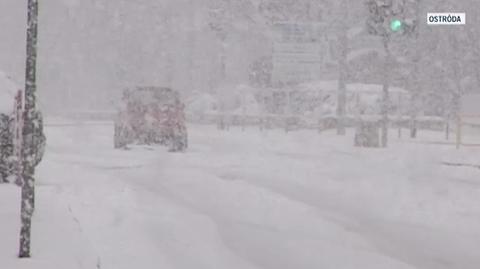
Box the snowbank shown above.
[295,80,408,95]
[186,85,262,117]
[186,91,218,115]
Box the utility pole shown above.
[381,34,391,147]
[365,0,394,147]
[366,0,419,147]
[409,0,422,138]
[186,0,196,91]
[208,0,230,130]
[19,0,39,258]
[336,0,348,136]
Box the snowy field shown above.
[2,122,480,269]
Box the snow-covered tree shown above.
[249,56,272,88]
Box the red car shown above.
[114,87,188,152]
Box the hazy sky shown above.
[1,0,479,114]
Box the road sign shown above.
[272,22,336,85]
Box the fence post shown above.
[456,115,462,149]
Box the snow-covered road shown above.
[2,122,480,269]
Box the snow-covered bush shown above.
[0,72,46,184]
[0,72,17,183]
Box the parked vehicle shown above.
[114,86,188,152]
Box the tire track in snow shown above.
[215,168,480,269]
[118,156,416,269]
[139,144,480,269]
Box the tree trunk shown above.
[381,36,391,148]
[165,16,174,88]
[409,86,419,138]
[220,41,226,82]
[337,54,347,136]
[336,0,348,136]
[218,40,227,130]
[19,0,38,259]
[409,63,419,139]
[186,0,195,90]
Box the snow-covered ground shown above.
[2,122,480,269]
